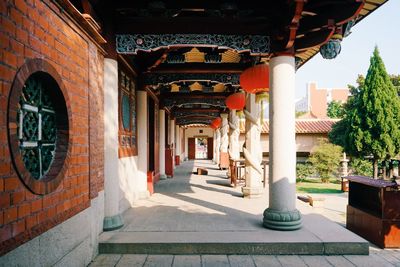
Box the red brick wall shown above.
[0,0,104,255]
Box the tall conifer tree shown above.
[329,47,400,178]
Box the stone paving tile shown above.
[372,250,400,266]
[116,254,147,267]
[143,255,173,267]
[276,255,307,267]
[300,255,334,267]
[324,256,355,267]
[89,254,122,267]
[172,255,201,267]
[345,254,395,267]
[228,255,255,267]
[252,255,282,267]
[202,255,230,267]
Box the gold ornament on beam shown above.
[189,82,203,92]
[170,83,180,92]
[221,50,241,63]
[184,48,205,63]
[213,83,225,92]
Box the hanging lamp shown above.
[225,92,245,110]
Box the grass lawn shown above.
[296,178,342,194]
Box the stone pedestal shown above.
[242,93,263,198]
[103,58,123,231]
[340,152,349,177]
[263,55,301,230]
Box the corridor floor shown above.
[91,160,400,267]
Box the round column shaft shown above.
[137,91,148,190]
[159,109,166,179]
[103,58,123,231]
[242,93,263,198]
[228,110,240,160]
[263,55,301,230]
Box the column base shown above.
[242,186,263,198]
[160,174,167,180]
[103,214,124,231]
[263,208,302,231]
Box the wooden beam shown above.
[295,28,334,51]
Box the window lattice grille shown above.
[18,76,57,180]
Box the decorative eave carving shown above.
[116,34,270,55]
[143,73,240,86]
[175,118,213,126]
[163,97,226,109]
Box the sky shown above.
[295,0,400,99]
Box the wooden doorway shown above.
[207,137,213,159]
[188,138,195,160]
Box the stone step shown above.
[98,230,369,255]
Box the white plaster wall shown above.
[118,156,148,213]
[185,127,213,138]
[0,192,105,267]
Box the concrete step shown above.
[98,229,369,255]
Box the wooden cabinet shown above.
[346,176,400,248]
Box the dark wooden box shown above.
[345,176,400,248]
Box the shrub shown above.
[308,139,343,183]
[296,163,314,182]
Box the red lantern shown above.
[240,64,269,94]
[225,92,245,110]
[210,117,221,129]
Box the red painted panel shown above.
[207,138,213,160]
[188,138,195,160]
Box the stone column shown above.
[159,109,166,179]
[137,91,148,192]
[103,58,123,231]
[228,110,241,185]
[170,118,175,169]
[215,129,221,165]
[229,110,240,160]
[213,131,217,163]
[219,114,229,169]
[175,124,181,164]
[263,55,302,230]
[242,93,263,198]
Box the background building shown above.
[296,82,349,118]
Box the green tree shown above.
[349,157,373,177]
[390,74,400,96]
[327,100,345,118]
[329,47,400,178]
[308,139,342,183]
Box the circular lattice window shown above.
[8,59,70,195]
